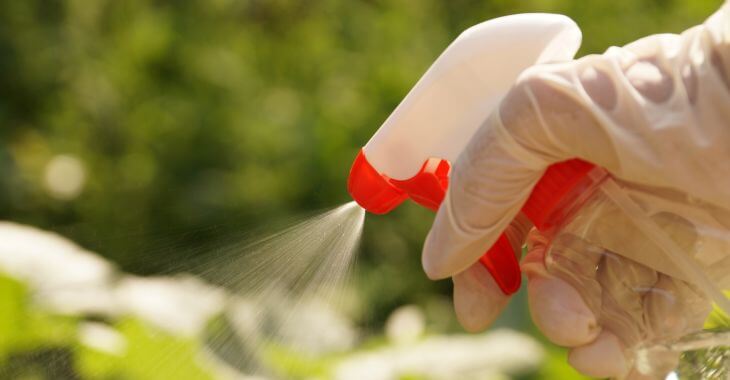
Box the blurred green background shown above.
[0,0,724,379]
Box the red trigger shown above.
[392,158,521,295]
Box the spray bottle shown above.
[347,12,730,376]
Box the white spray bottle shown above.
[347,13,730,359]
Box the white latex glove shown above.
[422,3,730,378]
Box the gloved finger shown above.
[623,275,710,379]
[644,274,712,339]
[596,251,658,348]
[568,330,629,378]
[523,229,601,347]
[453,261,509,332]
[541,232,605,314]
[452,215,531,331]
[421,89,546,279]
[422,65,617,279]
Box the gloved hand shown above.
[422,4,730,378]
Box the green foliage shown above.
[262,343,333,379]
[0,272,585,379]
[76,320,214,380]
[705,293,730,330]
[0,275,78,371]
[0,274,215,379]
[522,345,590,380]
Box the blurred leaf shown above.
[0,275,77,354]
[520,344,590,380]
[77,319,214,380]
[262,343,332,379]
[0,274,78,379]
[704,292,730,330]
[0,274,26,356]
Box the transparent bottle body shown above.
[541,169,730,378]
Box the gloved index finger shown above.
[422,50,628,280]
[421,83,552,279]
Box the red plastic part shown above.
[347,150,408,214]
[479,234,521,295]
[348,149,595,296]
[522,159,596,230]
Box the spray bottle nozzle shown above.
[348,149,450,213]
[347,150,409,214]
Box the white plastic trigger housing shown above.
[363,13,583,180]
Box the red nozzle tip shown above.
[347,149,407,214]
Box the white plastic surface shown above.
[363,13,582,180]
